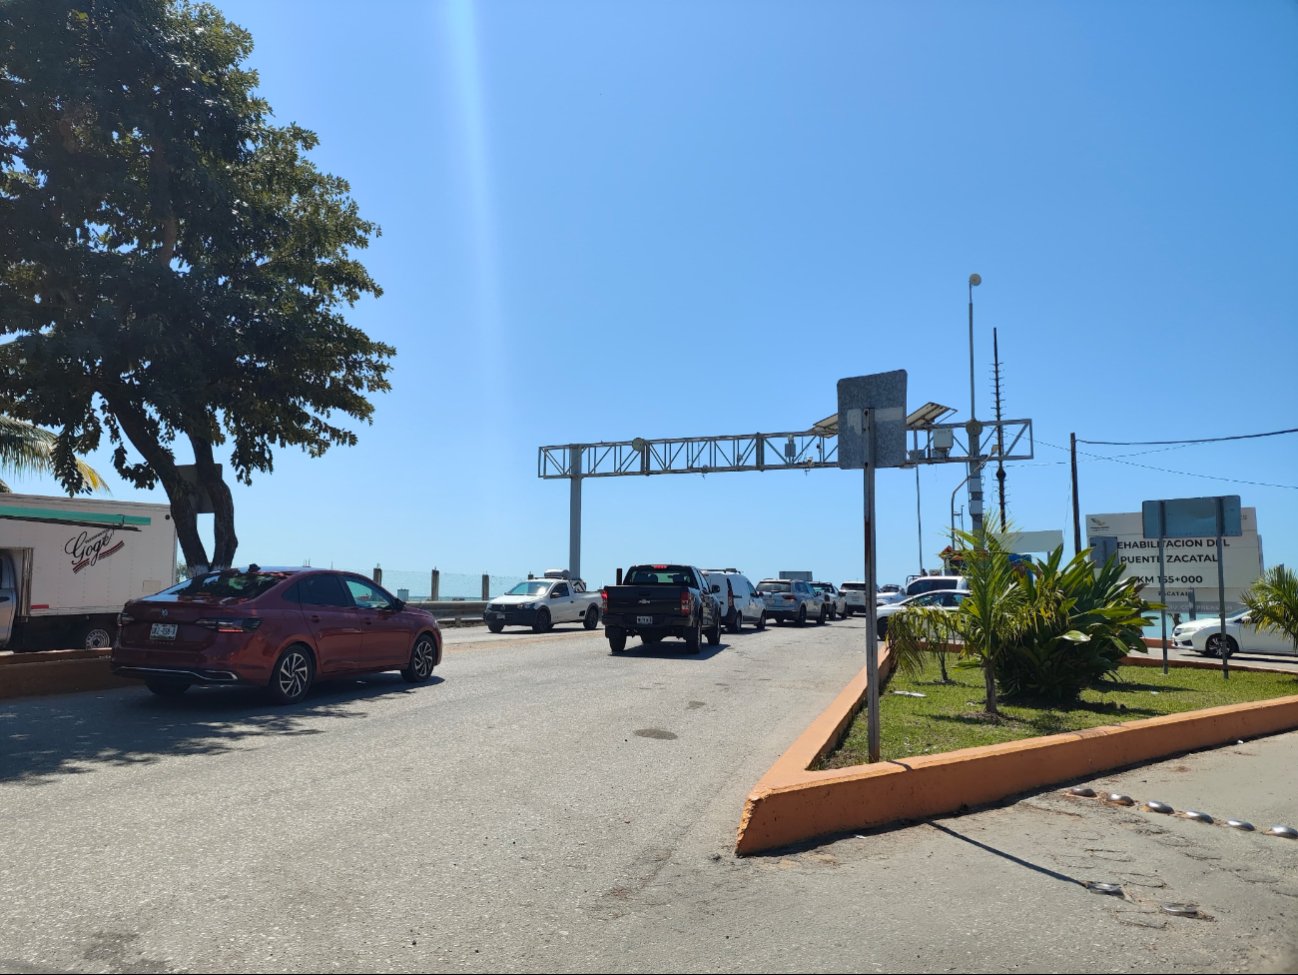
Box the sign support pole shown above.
[1217,497,1229,681]
[1158,502,1169,674]
[862,409,881,763]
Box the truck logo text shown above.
[66,528,126,574]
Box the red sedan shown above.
[112,565,442,703]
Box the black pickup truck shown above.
[600,563,722,653]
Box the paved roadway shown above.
[1,619,1295,974]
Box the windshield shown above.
[506,581,551,596]
[625,565,693,586]
[159,570,287,602]
[758,581,791,593]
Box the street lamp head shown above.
[969,273,982,287]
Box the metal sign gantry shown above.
[538,417,1034,582]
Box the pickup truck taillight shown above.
[680,591,691,616]
[601,589,608,613]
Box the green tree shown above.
[0,0,392,571]
[0,414,108,494]
[1242,566,1298,654]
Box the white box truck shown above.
[0,493,177,650]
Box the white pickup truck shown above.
[484,570,601,633]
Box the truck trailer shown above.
[0,493,177,651]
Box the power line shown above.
[1077,426,1298,447]
[1039,438,1298,491]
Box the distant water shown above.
[375,568,527,601]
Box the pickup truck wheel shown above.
[607,626,627,653]
[685,616,702,653]
[583,607,600,630]
[796,605,807,626]
[487,621,504,634]
[707,614,721,646]
[532,608,552,634]
[816,606,827,625]
[844,606,854,618]
[756,612,766,631]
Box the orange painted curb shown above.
[735,652,1298,856]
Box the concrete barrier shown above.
[735,650,1298,856]
[0,648,133,700]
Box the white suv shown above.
[840,581,871,614]
[810,582,847,619]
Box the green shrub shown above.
[993,547,1154,702]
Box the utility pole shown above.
[966,274,985,534]
[1070,432,1081,555]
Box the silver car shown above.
[756,578,826,626]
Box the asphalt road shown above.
[1,618,1295,974]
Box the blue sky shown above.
[17,0,1298,592]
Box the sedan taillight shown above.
[117,611,134,627]
[195,617,263,633]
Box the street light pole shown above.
[950,473,973,569]
[967,274,984,535]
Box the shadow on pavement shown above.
[0,674,443,786]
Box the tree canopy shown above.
[0,0,392,570]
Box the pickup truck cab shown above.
[600,564,722,653]
[485,571,601,633]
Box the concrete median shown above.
[735,650,1298,856]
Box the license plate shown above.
[636,615,653,625]
[492,613,506,620]
[150,622,178,641]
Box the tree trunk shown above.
[983,657,999,717]
[104,395,211,574]
[190,435,237,568]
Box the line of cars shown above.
[597,565,862,654]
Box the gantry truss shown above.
[537,418,1033,480]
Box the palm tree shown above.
[887,525,1031,717]
[0,415,108,493]
[1242,567,1298,654]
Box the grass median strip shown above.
[818,656,1298,769]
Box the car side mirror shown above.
[391,598,405,612]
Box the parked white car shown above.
[485,573,601,633]
[756,578,826,626]
[876,590,967,639]
[1171,612,1296,658]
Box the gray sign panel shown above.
[836,370,907,470]
[1142,496,1242,539]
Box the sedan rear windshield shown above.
[757,581,791,593]
[158,571,287,602]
